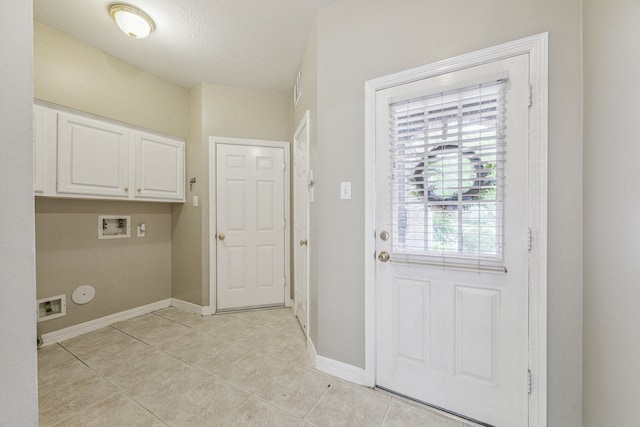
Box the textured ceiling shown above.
[34,0,327,92]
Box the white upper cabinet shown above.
[34,104,185,203]
[57,113,131,198]
[33,105,56,195]
[133,132,185,201]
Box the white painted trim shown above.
[201,306,213,316]
[307,335,318,367]
[526,33,549,427]
[316,355,367,386]
[293,111,311,339]
[209,136,291,313]
[364,33,548,427]
[40,299,172,346]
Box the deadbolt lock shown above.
[378,251,390,262]
[379,231,389,241]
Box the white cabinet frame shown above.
[34,102,185,203]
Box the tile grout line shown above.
[299,380,333,426]
[379,397,393,426]
[55,337,169,426]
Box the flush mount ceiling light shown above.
[109,4,155,39]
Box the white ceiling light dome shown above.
[109,4,155,39]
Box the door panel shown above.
[57,113,129,197]
[134,132,185,201]
[375,55,530,426]
[216,143,286,310]
[293,114,310,335]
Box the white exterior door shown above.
[375,55,530,426]
[216,143,287,310]
[294,112,310,335]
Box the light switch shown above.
[340,182,351,200]
[192,195,199,207]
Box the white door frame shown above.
[209,136,291,313]
[293,111,311,336]
[364,33,548,427]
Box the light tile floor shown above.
[38,307,478,426]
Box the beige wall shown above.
[0,0,38,423]
[583,1,640,425]
[34,22,189,334]
[303,1,582,425]
[172,83,292,307]
[34,22,188,138]
[172,86,205,305]
[36,199,172,335]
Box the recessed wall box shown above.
[98,215,131,239]
[37,294,66,322]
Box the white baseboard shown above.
[307,335,317,366]
[40,299,172,346]
[286,298,294,307]
[316,354,367,386]
[201,306,213,315]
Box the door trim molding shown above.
[209,136,291,313]
[293,111,311,338]
[363,33,548,427]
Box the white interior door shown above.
[216,143,286,310]
[375,55,530,426]
[293,112,310,335]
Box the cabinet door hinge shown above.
[527,369,532,394]
[527,228,533,252]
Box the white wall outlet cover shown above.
[72,285,96,304]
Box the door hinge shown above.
[283,219,286,229]
[527,369,532,394]
[527,228,533,252]
[528,84,533,108]
[283,161,286,172]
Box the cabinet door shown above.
[133,132,185,201]
[57,113,130,198]
[33,105,57,196]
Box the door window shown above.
[389,80,506,261]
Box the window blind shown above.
[388,79,507,261]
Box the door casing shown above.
[364,33,548,427]
[209,136,291,313]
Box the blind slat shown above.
[389,79,507,260]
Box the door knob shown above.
[378,251,390,262]
[218,233,225,241]
[299,239,308,246]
